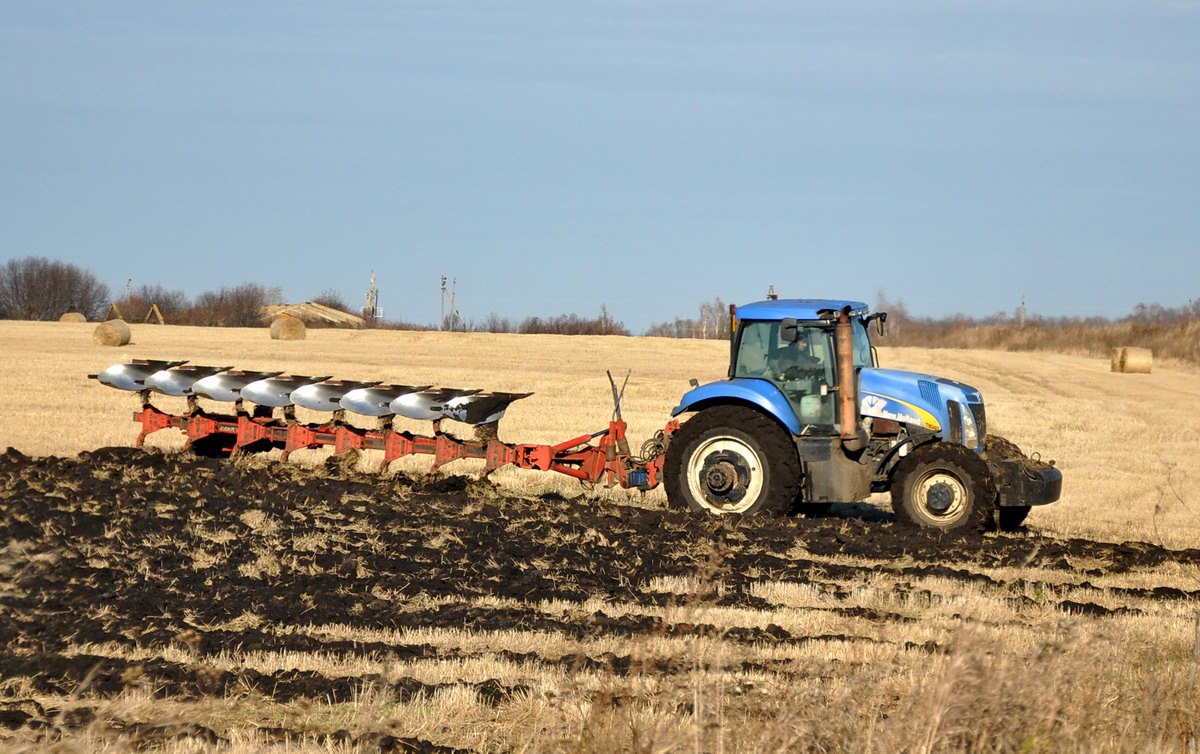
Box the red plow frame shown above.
[132,403,676,491]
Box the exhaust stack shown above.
[836,307,865,450]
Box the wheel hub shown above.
[925,482,955,512]
[699,451,749,502]
[682,437,766,514]
[704,460,737,493]
[912,470,969,521]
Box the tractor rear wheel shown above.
[664,406,800,517]
[891,442,994,531]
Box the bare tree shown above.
[480,312,515,333]
[646,296,731,340]
[517,306,630,336]
[180,283,282,327]
[311,288,350,313]
[115,283,191,322]
[0,256,110,320]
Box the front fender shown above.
[671,378,801,436]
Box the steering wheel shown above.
[779,364,821,382]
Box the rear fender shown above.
[672,379,801,436]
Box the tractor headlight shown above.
[961,403,979,449]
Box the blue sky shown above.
[2,1,1197,329]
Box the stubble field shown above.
[1,320,1199,752]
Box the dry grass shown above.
[2,320,1200,753]
[885,317,1200,366]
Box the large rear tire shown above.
[891,442,994,532]
[664,406,800,517]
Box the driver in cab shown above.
[770,333,824,384]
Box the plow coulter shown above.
[92,359,675,490]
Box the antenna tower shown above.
[439,276,447,332]
[364,271,379,326]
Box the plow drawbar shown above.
[95,359,675,490]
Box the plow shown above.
[92,360,675,490]
[92,297,1062,532]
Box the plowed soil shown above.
[2,447,1199,752]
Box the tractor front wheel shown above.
[986,434,1033,531]
[891,443,994,531]
[664,406,800,517]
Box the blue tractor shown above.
[662,298,1062,531]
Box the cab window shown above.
[852,319,874,368]
[734,320,837,426]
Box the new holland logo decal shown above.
[860,393,942,431]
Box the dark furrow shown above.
[0,700,473,754]
[0,651,527,706]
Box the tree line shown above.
[0,257,110,321]
[0,256,285,327]
[0,254,723,338]
[0,256,636,334]
[4,256,1196,364]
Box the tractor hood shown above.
[858,368,985,448]
[670,369,986,450]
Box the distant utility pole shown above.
[439,276,447,332]
[364,271,379,326]
[439,275,462,332]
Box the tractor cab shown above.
[729,300,877,429]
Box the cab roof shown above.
[735,298,870,321]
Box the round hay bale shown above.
[1109,347,1122,372]
[59,312,87,323]
[269,316,306,341]
[93,320,131,347]
[1118,346,1153,374]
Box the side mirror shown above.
[780,317,800,343]
[867,312,888,337]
